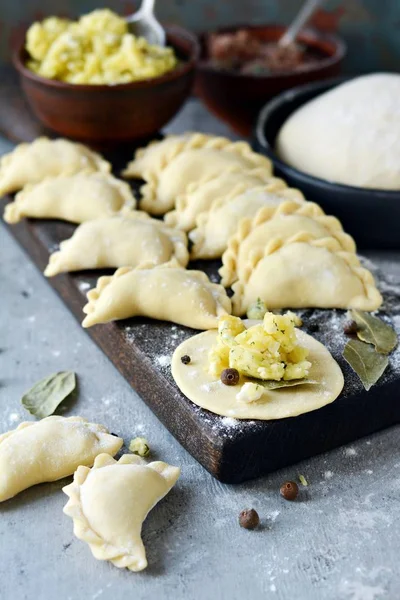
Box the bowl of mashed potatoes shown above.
[14,9,199,143]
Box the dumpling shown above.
[82,265,231,329]
[0,137,110,196]
[122,132,217,180]
[0,416,123,502]
[4,172,136,224]
[63,454,180,572]
[164,167,284,232]
[124,134,272,215]
[190,186,305,260]
[220,201,357,287]
[230,236,382,315]
[44,214,189,277]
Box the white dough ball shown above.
[275,73,400,190]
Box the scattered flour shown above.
[52,350,61,357]
[78,281,91,293]
[324,470,334,480]
[8,413,20,423]
[344,447,357,457]
[156,355,171,368]
[220,417,239,428]
[267,510,280,523]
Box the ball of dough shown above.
[275,73,400,190]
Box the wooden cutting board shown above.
[1,69,400,483]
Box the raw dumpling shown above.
[275,74,400,189]
[122,132,217,180]
[0,416,123,502]
[82,265,231,329]
[44,214,189,276]
[164,167,284,232]
[4,172,136,224]
[124,134,272,215]
[190,186,305,260]
[220,201,357,287]
[0,137,110,196]
[230,236,382,315]
[171,325,344,420]
[63,454,180,572]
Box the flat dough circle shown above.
[171,325,344,420]
[275,73,400,190]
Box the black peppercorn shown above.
[343,320,358,335]
[280,480,299,501]
[239,508,260,530]
[181,355,191,365]
[221,368,240,386]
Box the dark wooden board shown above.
[2,199,400,483]
[1,70,400,482]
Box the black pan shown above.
[253,77,400,249]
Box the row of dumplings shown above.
[124,133,382,314]
[2,134,382,333]
[0,415,179,572]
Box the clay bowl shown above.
[195,24,346,136]
[13,25,199,145]
[253,77,400,250]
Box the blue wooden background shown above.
[0,0,399,73]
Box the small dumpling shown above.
[4,172,136,224]
[122,132,217,180]
[230,236,382,315]
[44,214,189,277]
[82,265,231,329]
[220,201,357,287]
[0,416,123,502]
[0,137,110,196]
[164,167,284,232]
[124,134,272,216]
[190,186,305,260]
[63,454,180,572]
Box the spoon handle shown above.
[278,0,326,48]
[139,0,156,16]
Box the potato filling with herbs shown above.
[25,9,177,85]
[208,312,311,383]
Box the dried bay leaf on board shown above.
[21,371,76,418]
[350,310,397,354]
[343,339,388,391]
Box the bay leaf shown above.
[350,310,397,354]
[343,339,388,391]
[252,378,318,390]
[21,371,76,418]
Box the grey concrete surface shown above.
[0,102,399,600]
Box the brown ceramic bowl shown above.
[195,24,346,136]
[13,25,199,144]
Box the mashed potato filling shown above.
[25,9,178,84]
[208,312,311,384]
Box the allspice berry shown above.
[343,320,358,335]
[221,368,240,386]
[239,508,260,530]
[280,480,299,501]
